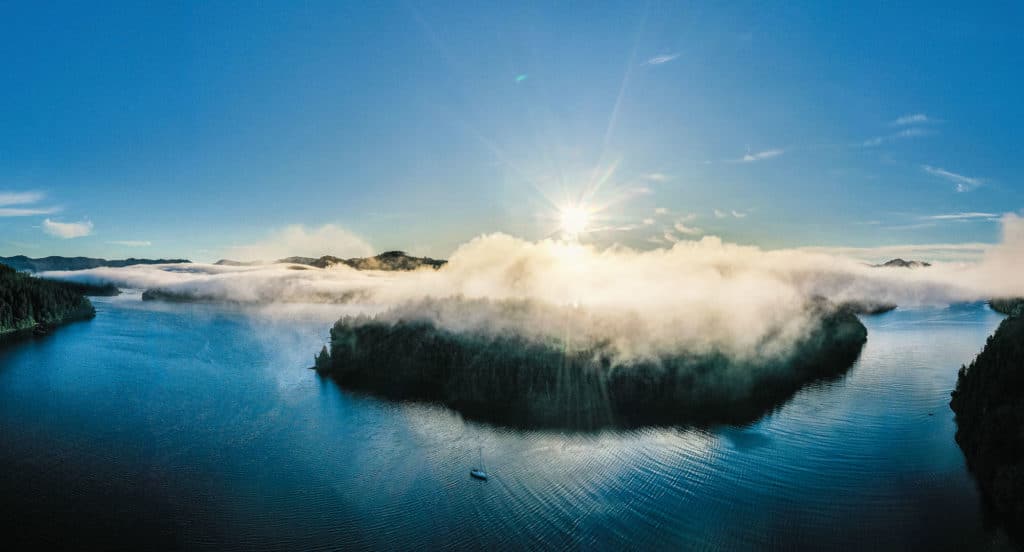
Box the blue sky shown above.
[1,1,1021,261]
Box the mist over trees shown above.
[0,263,96,337]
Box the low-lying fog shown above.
[42,214,1024,361]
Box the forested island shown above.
[950,308,1024,544]
[276,251,446,270]
[873,258,932,268]
[314,300,867,429]
[0,263,96,340]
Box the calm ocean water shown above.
[0,294,1011,550]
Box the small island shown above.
[314,299,867,429]
[276,251,446,271]
[873,258,932,268]
[0,263,96,341]
[949,308,1024,543]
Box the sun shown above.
[559,205,591,237]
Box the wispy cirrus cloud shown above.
[891,113,936,126]
[739,149,784,162]
[0,206,60,216]
[641,172,670,182]
[0,190,60,217]
[884,222,938,231]
[43,218,93,239]
[714,208,748,219]
[644,53,680,65]
[921,165,983,192]
[108,240,152,247]
[0,191,44,206]
[922,212,997,221]
[670,214,702,236]
[862,127,929,147]
[673,222,702,236]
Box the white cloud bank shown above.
[43,218,93,238]
[42,215,1024,361]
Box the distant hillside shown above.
[873,258,931,268]
[0,263,95,339]
[276,251,446,271]
[0,255,190,272]
[213,259,262,266]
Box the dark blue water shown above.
[0,295,1012,550]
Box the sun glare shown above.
[560,205,591,237]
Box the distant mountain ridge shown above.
[874,258,931,268]
[0,255,191,272]
[213,259,262,266]
[216,251,447,271]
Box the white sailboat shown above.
[470,446,489,480]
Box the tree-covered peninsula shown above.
[950,309,1024,544]
[0,263,96,339]
[314,299,867,429]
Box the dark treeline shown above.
[990,298,1024,316]
[0,263,96,337]
[315,303,867,430]
[46,280,121,297]
[839,301,897,315]
[950,309,1024,544]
